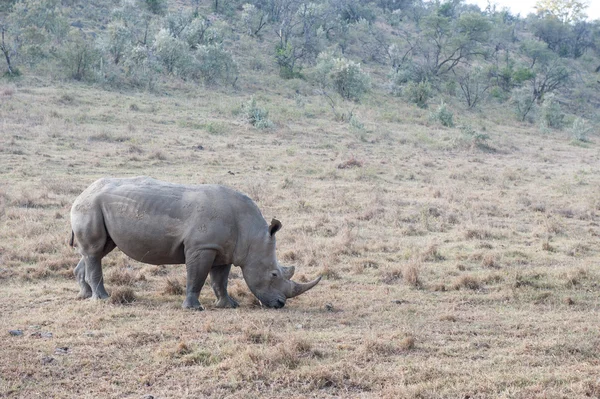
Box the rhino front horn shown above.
[285,276,322,298]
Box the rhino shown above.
[69,177,321,309]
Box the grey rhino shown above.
[69,177,320,309]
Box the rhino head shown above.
[241,219,321,308]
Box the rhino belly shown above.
[102,206,186,265]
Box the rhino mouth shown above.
[259,297,287,309]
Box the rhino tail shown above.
[69,230,75,247]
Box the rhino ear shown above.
[269,218,282,237]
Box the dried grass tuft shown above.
[337,156,363,169]
[381,267,402,284]
[481,253,499,268]
[109,287,136,305]
[321,265,341,280]
[402,263,421,288]
[107,269,137,286]
[163,278,184,295]
[399,335,416,350]
[452,275,481,291]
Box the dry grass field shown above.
[1,82,600,398]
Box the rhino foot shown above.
[182,296,204,311]
[214,296,239,309]
[76,289,93,300]
[91,292,110,300]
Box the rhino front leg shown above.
[183,249,216,310]
[74,257,92,299]
[210,264,239,309]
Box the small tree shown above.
[242,3,269,37]
[455,66,490,109]
[100,21,132,65]
[60,30,100,81]
[144,0,168,16]
[313,53,370,101]
[0,26,17,75]
[154,28,189,75]
[511,86,536,122]
[535,0,588,23]
[197,44,238,85]
[570,117,592,142]
[404,80,432,108]
[330,58,370,101]
[537,93,564,129]
[430,101,454,127]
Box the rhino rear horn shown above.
[285,276,322,298]
[281,265,295,279]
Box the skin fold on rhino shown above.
[69,177,321,310]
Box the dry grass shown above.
[0,83,599,398]
[109,287,137,304]
[162,277,185,295]
[452,275,481,290]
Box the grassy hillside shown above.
[1,0,600,398]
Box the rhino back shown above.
[73,177,256,265]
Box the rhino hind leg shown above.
[210,264,239,309]
[74,257,92,299]
[84,255,110,299]
[182,249,217,310]
[78,239,116,300]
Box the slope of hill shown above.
[1,1,600,398]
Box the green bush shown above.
[123,44,161,89]
[458,124,491,150]
[511,86,536,122]
[275,42,301,79]
[59,31,100,81]
[404,80,432,109]
[154,28,191,75]
[197,44,238,86]
[330,58,370,101]
[430,101,454,127]
[570,117,592,142]
[244,97,273,129]
[537,94,564,130]
[312,53,370,101]
[313,52,336,88]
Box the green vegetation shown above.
[1,0,599,127]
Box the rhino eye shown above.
[271,272,278,278]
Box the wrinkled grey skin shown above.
[70,177,320,310]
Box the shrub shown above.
[241,3,268,37]
[275,43,299,79]
[430,101,454,127]
[244,97,273,129]
[123,44,160,89]
[183,17,215,48]
[330,58,370,101]
[59,30,100,81]
[154,28,190,75]
[458,124,491,150]
[144,0,167,15]
[313,52,336,88]
[98,21,132,65]
[537,94,564,130]
[570,117,593,142]
[404,80,431,108]
[197,44,238,86]
[511,86,536,122]
[313,53,369,101]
